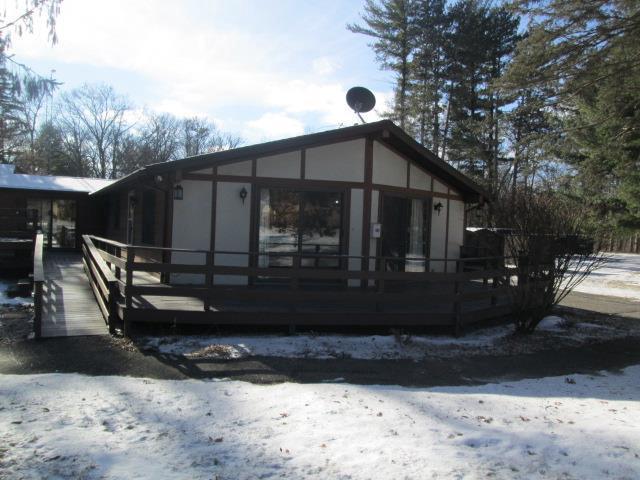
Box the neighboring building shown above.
[93,120,487,285]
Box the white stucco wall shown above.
[214,181,252,285]
[429,199,448,272]
[256,151,300,179]
[447,199,465,270]
[372,141,407,187]
[348,188,363,287]
[171,179,212,284]
[433,179,448,194]
[218,160,252,176]
[305,139,365,182]
[409,164,431,191]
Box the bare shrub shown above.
[489,190,608,333]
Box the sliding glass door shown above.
[381,195,432,272]
[26,198,77,248]
[51,199,77,248]
[258,188,343,269]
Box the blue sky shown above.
[11,0,394,144]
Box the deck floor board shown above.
[41,252,107,338]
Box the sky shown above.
[9,0,394,144]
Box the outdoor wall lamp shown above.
[239,187,248,204]
[434,201,444,215]
[174,184,184,200]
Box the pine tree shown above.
[444,0,519,195]
[348,0,414,130]
[407,0,448,151]
[502,0,640,230]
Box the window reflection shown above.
[259,188,342,269]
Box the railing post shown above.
[107,281,118,334]
[376,257,385,312]
[291,254,300,291]
[124,247,134,337]
[289,254,300,329]
[453,279,462,337]
[115,246,121,280]
[204,251,213,311]
[33,281,42,339]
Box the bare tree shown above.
[57,84,132,178]
[489,189,608,333]
[140,112,181,164]
[180,116,241,157]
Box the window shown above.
[258,188,343,268]
[141,190,156,244]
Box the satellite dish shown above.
[346,86,376,123]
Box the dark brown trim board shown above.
[361,137,373,286]
[209,167,217,252]
[444,195,451,273]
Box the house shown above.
[93,120,486,287]
[7,121,509,335]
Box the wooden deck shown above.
[40,251,107,337]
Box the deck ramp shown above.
[41,252,107,337]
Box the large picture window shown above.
[258,188,343,269]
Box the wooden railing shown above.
[32,233,44,339]
[81,235,120,333]
[85,235,513,335]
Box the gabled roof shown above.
[0,165,114,194]
[92,120,488,201]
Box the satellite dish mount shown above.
[346,86,376,124]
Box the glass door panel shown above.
[381,195,431,272]
[301,191,342,268]
[27,199,51,245]
[258,188,344,270]
[51,199,77,248]
[259,189,300,267]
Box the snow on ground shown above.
[573,253,640,300]
[1,368,639,479]
[0,279,32,307]
[140,316,625,360]
[142,324,513,360]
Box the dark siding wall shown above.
[104,190,128,243]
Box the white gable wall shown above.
[305,139,365,181]
[447,199,465,269]
[257,151,300,178]
[171,179,212,284]
[218,160,252,176]
[214,181,252,285]
[372,141,407,187]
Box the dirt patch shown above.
[0,306,33,345]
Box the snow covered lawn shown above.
[140,315,628,360]
[1,368,639,479]
[574,253,640,300]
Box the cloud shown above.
[312,56,339,76]
[245,113,305,142]
[11,0,393,140]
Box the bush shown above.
[489,190,607,333]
